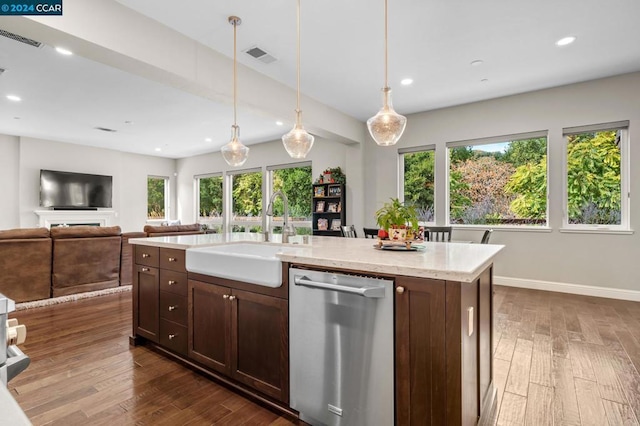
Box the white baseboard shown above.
[494,276,640,302]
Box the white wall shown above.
[367,72,640,293]
[11,136,176,232]
[0,134,21,229]
[176,136,365,230]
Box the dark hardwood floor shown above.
[7,285,640,425]
[8,291,296,425]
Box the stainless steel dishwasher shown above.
[289,268,394,426]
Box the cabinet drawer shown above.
[160,291,187,326]
[136,246,159,268]
[160,248,186,272]
[160,270,188,296]
[159,319,187,356]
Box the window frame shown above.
[398,145,436,225]
[445,130,549,228]
[147,175,170,221]
[561,121,630,232]
[195,172,224,231]
[266,161,313,233]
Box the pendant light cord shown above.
[233,18,238,127]
[384,0,389,89]
[296,0,301,113]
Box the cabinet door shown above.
[230,288,289,403]
[188,280,231,375]
[395,277,446,425]
[135,265,159,343]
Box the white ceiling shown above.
[2,0,640,158]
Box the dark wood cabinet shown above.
[395,269,494,426]
[188,279,289,403]
[134,264,159,342]
[312,183,346,236]
[395,276,447,425]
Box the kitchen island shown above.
[129,233,503,425]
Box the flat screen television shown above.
[39,169,113,209]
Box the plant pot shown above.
[389,227,407,241]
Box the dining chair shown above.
[340,225,358,238]
[362,227,379,239]
[480,229,493,244]
[424,226,452,242]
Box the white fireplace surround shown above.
[34,210,117,228]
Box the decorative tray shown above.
[373,242,425,252]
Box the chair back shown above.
[341,225,358,238]
[424,226,452,242]
[362,227,378,239]
[480,229,493,244]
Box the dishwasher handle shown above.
[293,275,386,298]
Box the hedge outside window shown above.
[147,176,169,220]
[197,174,223,232]
[399,146,435,223]
[268,163,313,235]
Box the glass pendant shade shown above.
[367,87,407,146]
[282,110,314,159]
[221,125,249,167]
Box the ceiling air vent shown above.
[0,68,5,75]
[244,46,277,64]
[94,127,117,133]
[0,29,42,48]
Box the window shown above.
[563,121,629,229]
[447,131,548,226]
[399,146,435,223]
[196,174,223,232]
[268,162,313,235]
[229,169,263,233]
[147,176,169,220]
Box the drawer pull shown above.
[142,253,150,258]
[168,305,177,311]
[168,257,177,262]
[141,267,150,272]
[396,286,405,294]
[229,295,236,301]
[168,334,176,340]
[168,280,177,285]
[223,294,229,299]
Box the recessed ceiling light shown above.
[124,120,133,124]
[154,147,162,152]
[276,121,284,126]
[480,79,489,83]
[470,60,484,66]
[55,47,73,56]
[205,137,212,142]
[6,95,21,102]
[400,78,413,86]
[556,36,576,46]
[13,117,20,120]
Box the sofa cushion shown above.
[0,237,52,302]
[51,225,122,239]
[0,228,50,240]
[143,224,201,234]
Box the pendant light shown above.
[221,16,250,167]
[366,0,407,146]
[282,0,315,159]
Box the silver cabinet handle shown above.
[168,280,177,285]
[168,257,177,262]
[396,286,405,294]
[141,267,150,272]
[142,253,150,258]
[168,305,177,311]
[229,295,236,301]
[294,276,385,298]
[223,294,229,299]
[168,334,175,340]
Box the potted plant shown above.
[375,198,419,240]
[315,166,347,184]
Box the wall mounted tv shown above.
[40,169,113,209]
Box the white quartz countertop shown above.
[129,233,503,282]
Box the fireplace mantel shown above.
[34,210,117,228]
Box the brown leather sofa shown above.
[0,228,52,302]
[0,223,206,303]
[50,226,123,297]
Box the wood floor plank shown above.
[497,392,527,426]
[524,383,553,426]
[505,338,533,396]
[602,400,640,426]
[530,333,552,387]
[587,342,627,404]
[575,377,609,426]
[569,341,596,381]
[552,356,581,426]
[493,358,511,415]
